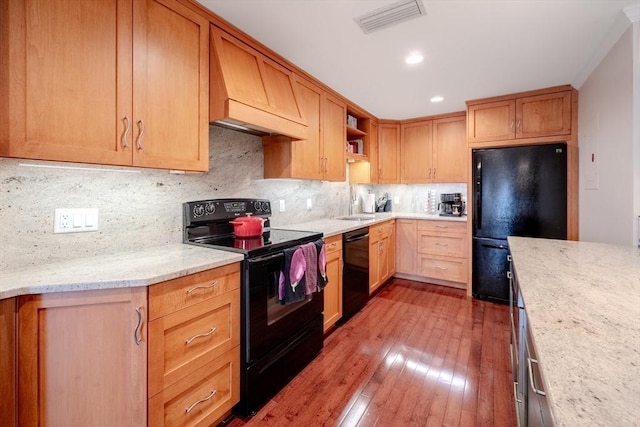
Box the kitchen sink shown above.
[335,215,376,221]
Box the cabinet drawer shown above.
[417,233,466,258]
[149,263,240,321]
[417,255,468,283]
[324,235,342,254]
[417,220,467,235]
[149,289,240,397]
[148,348,240,427]
[371,220,394,241]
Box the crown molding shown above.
[624,4,640,23]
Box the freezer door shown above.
[472,143,567,240]
[472,237,510,303]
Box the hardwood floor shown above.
[225,279,516,426]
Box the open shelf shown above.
[346,125,367,139]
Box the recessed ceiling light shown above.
[405,53,423,65]
[430,96,444,103]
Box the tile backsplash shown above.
[0,126,465,270]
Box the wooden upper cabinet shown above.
[377,122,400,184]
[133,0,210,171]
[401,120,433,183]
[210,26,307,139]
[516,91,572,139]
[290,77,323,180]
[432,114,467,183]
[0,0,209,171]
[467,87,574,144]
[322,93,346,181]
[467,100,516,143]
[0,0,133,165]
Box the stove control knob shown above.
[262,201,270,212]
[193,204,205,218]
[254,201,262,211]
[205,202,216,214]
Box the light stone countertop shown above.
[508,236,640,427]
[278,212,467,238]
[0,243,244,300]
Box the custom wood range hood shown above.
[209,25,308,139]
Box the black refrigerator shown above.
[472,143,567,303]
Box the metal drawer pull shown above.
[121,116,131,148]
[513,381,522,403]
[185,327,217,345]
[185,389,217,414]
[527,357,546,396]
[136,119,145,150]
[435,266,448,270]
[186,280,218,295]
[435,225,448,229]
[134,307,144,346]
[435,242,449,246]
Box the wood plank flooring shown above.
[225,279,516,427]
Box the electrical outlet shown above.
[279,200,286,212]
[306,198,312,210]
[54,208,99,233]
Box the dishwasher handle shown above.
[345,233,369,243]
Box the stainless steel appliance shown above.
[472,143,567,303]
[183,198,324,416]
[438,193,465,217]
[342,227,369,320]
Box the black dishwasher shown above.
[342,227,370,320]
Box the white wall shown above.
[579,26,636,245]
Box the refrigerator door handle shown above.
[475,160,482,229]
[482,243,509,250]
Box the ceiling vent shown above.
[355,0,426,34]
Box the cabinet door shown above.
[401,120,432,183]
[290,77,323,180]
[18,288,147,427]
[132,0,209,171]
[432,115,467,183]
[369,120,379,183]
[516,91,571,139]
[0,298,16,427]
[396,219,416,275]
[387,223,396,277]
[322,93,346,181]
[368,237,380,294]
[378,123,400,184]
[1,0,133,165]
[323,237,343,332]
[467,100,516,143]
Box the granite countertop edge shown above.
[0,243,244,300]
[277,212,467,238]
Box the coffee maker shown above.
[439,193,465,216]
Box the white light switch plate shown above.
[54,208,99,233]
[279,200,286,212]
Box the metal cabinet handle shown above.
[433,168,436,179]
[527,357,546,396]
[513,381,522,403]
[435,266,448,270]
[121,117,131,148]
[516,119,521,131]
[435,225,448,229]
[510,120,515,131]
[186,280,218,295]
[185,327,217,345]
[435,242,449,247]
[185,389,217,414]
[136,120,145,150]
[134,307,144,345]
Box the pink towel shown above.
[301,242,318,295]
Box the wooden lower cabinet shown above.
[1,297,16,427]
[323,235,343,333]
[148,263,241,427]
[395,219,468,289]
[369,220,396,294]
[17,287,148,427]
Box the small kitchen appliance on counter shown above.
[183,198,324,416]
[438,193,465,216]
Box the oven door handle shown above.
[247,252,285,264]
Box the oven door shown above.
[245,251,323,363]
